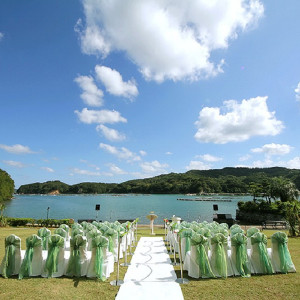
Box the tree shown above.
[269,177,299,202]
[284,200,300,236]
[0,169,15,203]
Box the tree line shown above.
[16,167,300,195]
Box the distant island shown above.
[16,167,300,195]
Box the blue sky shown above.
[0,0,299,188]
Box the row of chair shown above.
[0,219,138,279]
[166,221,296,278]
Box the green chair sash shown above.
[271,232,293,273]
[231,233,251,277]
[59,224,70,233]
[246,227,260,238]
[66,235,87,277]
[211,233,228,278]
[191,233,215,278]
[87,228,101,240]
[3,234,21,278]
[104,228,117,253]
[251,232,274,274]
[19,234,42,279]
[54,228,67,239]
[71,228,84,238]
[180,228,194,254]
[231,227,244,237]
[44,235,65,277]
[37,227,51,250]
[92,236,109,281]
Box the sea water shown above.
[5,194,252,224]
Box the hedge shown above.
[5,217,72,227]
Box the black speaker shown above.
[95,204,100,211]
[213,204,218,211]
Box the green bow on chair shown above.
[179,228,194,254]
[246,227,260,238]
[191,233,215,279]
[19,234,42,279]
[59,224,70,234]
[44,234,65,277]
[251,232,274,274]
[231,233,251,277]
[87,228,101,240]
[66,235,87,277]
[37,227,51,250]
[271,232,293,274]
[54,228,67,239]
[92,235,109,281]
[3,234,21,278]
[104,228,118,254]
[211,233,228,278]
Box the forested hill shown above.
[16,167,300,195]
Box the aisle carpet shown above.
[116,237,184,300]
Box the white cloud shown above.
[166,152,173,155]
[3,160,26,168]
[0,144,36,154]
[41,167,54,173]
[295,82,300,102]
[71,168,101,176]
[236,156,300,169]
[239,154,251,162]
[96,124,126,142]
[251,143,293,156]
[140,160,168,174]
[74,75,104,107]
[75,108,127,124]
[77,0,263,82]
[95,65,138,99]
[196,154,222,162]
[0,32,4,41]
[108,163,127,175]
[185,160,211,171]
[139,150,147,156]
[195,96,284,144]
[99,143,141,161]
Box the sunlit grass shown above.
[0,226,299,300]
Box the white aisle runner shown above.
[116,237,184,300]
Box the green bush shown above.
[6,217,71,227]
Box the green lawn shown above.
[0,226,299,300]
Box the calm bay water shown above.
[5,194,252,224]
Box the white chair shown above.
[42,234,66,278]
[54,228,69,250]
[246,227,260,249]
[59,224,70,241]
[184,233,215,279]
[210,233,234,277]
[0,234,22,278]
[87,228,101,251]
[19,234,44,279]
[271,232,296,273]
[180,228,193,262]
[250,232,274,274]
[86,236,114,280]
[230,233,252,277]
[37,227,51,250]
[65,235,90,277]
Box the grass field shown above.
[0,226,299,300]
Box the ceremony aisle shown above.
[116,237,184,300]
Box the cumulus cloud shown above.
[77,0,264,82]
[166,152,173,155]
[237,156,300,169]
[295,82,300,101]
[95,65,138,99]
[139,150,147,156]
[140,160,168,174]
[74,75,104,107]
[3,160,26,168]
[96,124,126,142]
[0,144,36,154]
[196,154,222,162]
[108,163,127,175]
[239,154,251,162]
[70,168,101,176]
[251,143,293,156]
[0,32,3,41]
[194,96,284,144]
[99,143,141,161]
[75,108,127,124]
[185,160,211,170]
[41,167,54,173]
